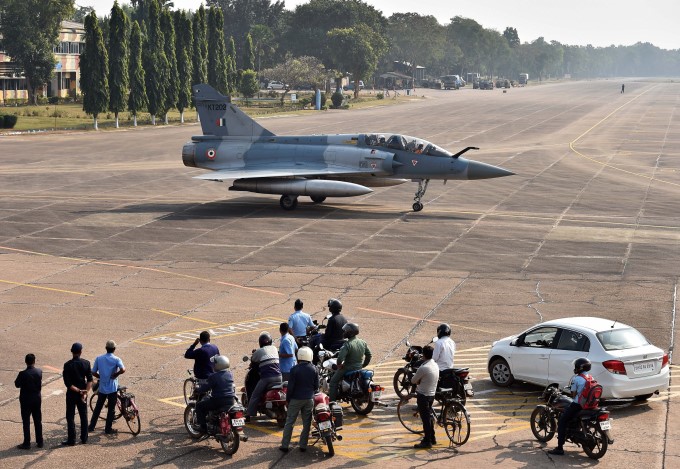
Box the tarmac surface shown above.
[1,79,679,468]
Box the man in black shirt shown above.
[14,353,43,449]
[321,298,347,351]
[280,347,319,452]
[62,342,93,445]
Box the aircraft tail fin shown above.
[193,84,274,138]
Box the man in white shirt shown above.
[432,324,455,370]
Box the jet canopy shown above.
[363,134,452,157]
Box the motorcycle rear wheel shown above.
[583,425,608,459]
[324,434,335,457]
[393,368,413,399]
[183,404,203,439]
[530,406,556,442]
[220,429,240,455]
[350,394,374,415]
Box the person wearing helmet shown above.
[288,299,314,345]
[247,332,282,419]
[432,324,456,371]
[321,298,347,351]
[194,355,236,434]
[184,331,220,381]
[329,323,372,401]
[549,358,593,456]
[280,347,319,452]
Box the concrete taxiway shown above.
[1,79,679,468]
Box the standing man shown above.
[321,298,347,351]
[280,347,318,453]
[621,84,625,93]
[184,331,220,381]
[288,299,313,345]
[15,353,43,449]
[432,323,455,370]
[247,332,282,420]
[329,323,371,401]
[411,345,439,449]
[62,343,93,446]
[279,323,297,382]
[89,340,125,435]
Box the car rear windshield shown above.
[596,328,649,351]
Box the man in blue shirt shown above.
[184,331,220,380]
[89,340,125,435]
[288,299,314,344]
[279,323,297,382]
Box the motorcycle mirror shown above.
[242,356,249,362]
[432,336,438,343]
[326,314,332,320]
[405,340,411,347]
[319,343,325,350]
[313,319,319,325]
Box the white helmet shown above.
[211,355,230,371]
[297,347,313,363]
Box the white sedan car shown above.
[267,80,286,90]
[487,317,669,400]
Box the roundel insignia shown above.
[206,148,216,160]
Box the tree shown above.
[160,9,178,124]
[142,0,169,125]
[261,55,330,104]
[228,36,238,93]
[239,69,259,104]
[174,10,193,123]
[0,0,75,105]
[448,16,486,75]
[207,6,228,94]
[327,25,384,98]
[127,20,147,127]
[81,12,109,129]
[250,24,275,73]
[71,5,94,23]
[503,27,520,48]
[191,5,208,112]
[243,32,255,71]
[387,13,445,84]
[108,1,130,128]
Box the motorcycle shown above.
[317,343,383,415]
[530,384,613,460]
[240,354,288,427]
[310,390,343,457]
[393,338,474,404]
[299,314,329,349]
[184,394,248,455]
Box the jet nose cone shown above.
[466,160,515,180]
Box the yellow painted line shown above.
[0,279,90,296]
[358,307,495,334]
[467,423,530,442]
[157,396,186,409]
[151,308,218,325]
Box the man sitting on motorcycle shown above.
[288,299,314,345]
[432,324,455,370]
[321,298,347,351]
[329,323,372,401]
[548,357,593,456]
[247,332,282,420]
[194,355,235,435]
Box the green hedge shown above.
[1,114,19,129]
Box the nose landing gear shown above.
[412,179,429,212]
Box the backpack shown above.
[577,373,602,409]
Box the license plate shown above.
[372,390,382,402]
[464,383,472,390]
[633,361,655,374]
[318,420,332,431]
[231,418,245,427]
[599,420,611,430]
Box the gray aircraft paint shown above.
[184,84,514,211]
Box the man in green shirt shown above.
[329,323,371,401]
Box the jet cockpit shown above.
[363,134,452,157]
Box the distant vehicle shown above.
[519,73,529,85]
[267,81,287,90]
[478,80,494,90]
[487,316,670,400]
[440,75,463,90]
[466,72,480,84]
[344,80,364,91]
[495,79,511,89]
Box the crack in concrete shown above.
[528,281,545,323]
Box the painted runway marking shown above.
[0,279,90,296]
[151,308,218,325]
[134,316,284,347]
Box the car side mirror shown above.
[510,339,518,346]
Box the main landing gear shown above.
[280,195,298,210]
[412,179,429,212]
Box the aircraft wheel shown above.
[280,195,298,210]
[310,196,326,204]
[412,202,423,212]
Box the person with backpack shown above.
[549,357,595,455]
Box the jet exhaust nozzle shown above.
[230,178,372,197]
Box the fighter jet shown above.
[182,84,514,211]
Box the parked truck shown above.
[519,73,529,85]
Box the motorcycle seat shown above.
[578,409,599,419]
[269,381,287,390]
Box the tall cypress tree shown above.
[243,32,255,71]
[174,10,193,124]
[82,12,109,130]
[142,0,168,125]
[207,7,228,95]
[108,1,130,129]
[228,36,237,94]
[127,20,147,127]
[160,9,178,124]
[191,5,207,113]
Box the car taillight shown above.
[662,353,669,368]
[603,360,627,375]
[597,412,609,421]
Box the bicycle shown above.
[88,383,141,435]
[397,388,470,446]
[183,369,198,404]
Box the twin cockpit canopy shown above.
[363,134,451,157]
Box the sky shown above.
[82,0,680,50]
